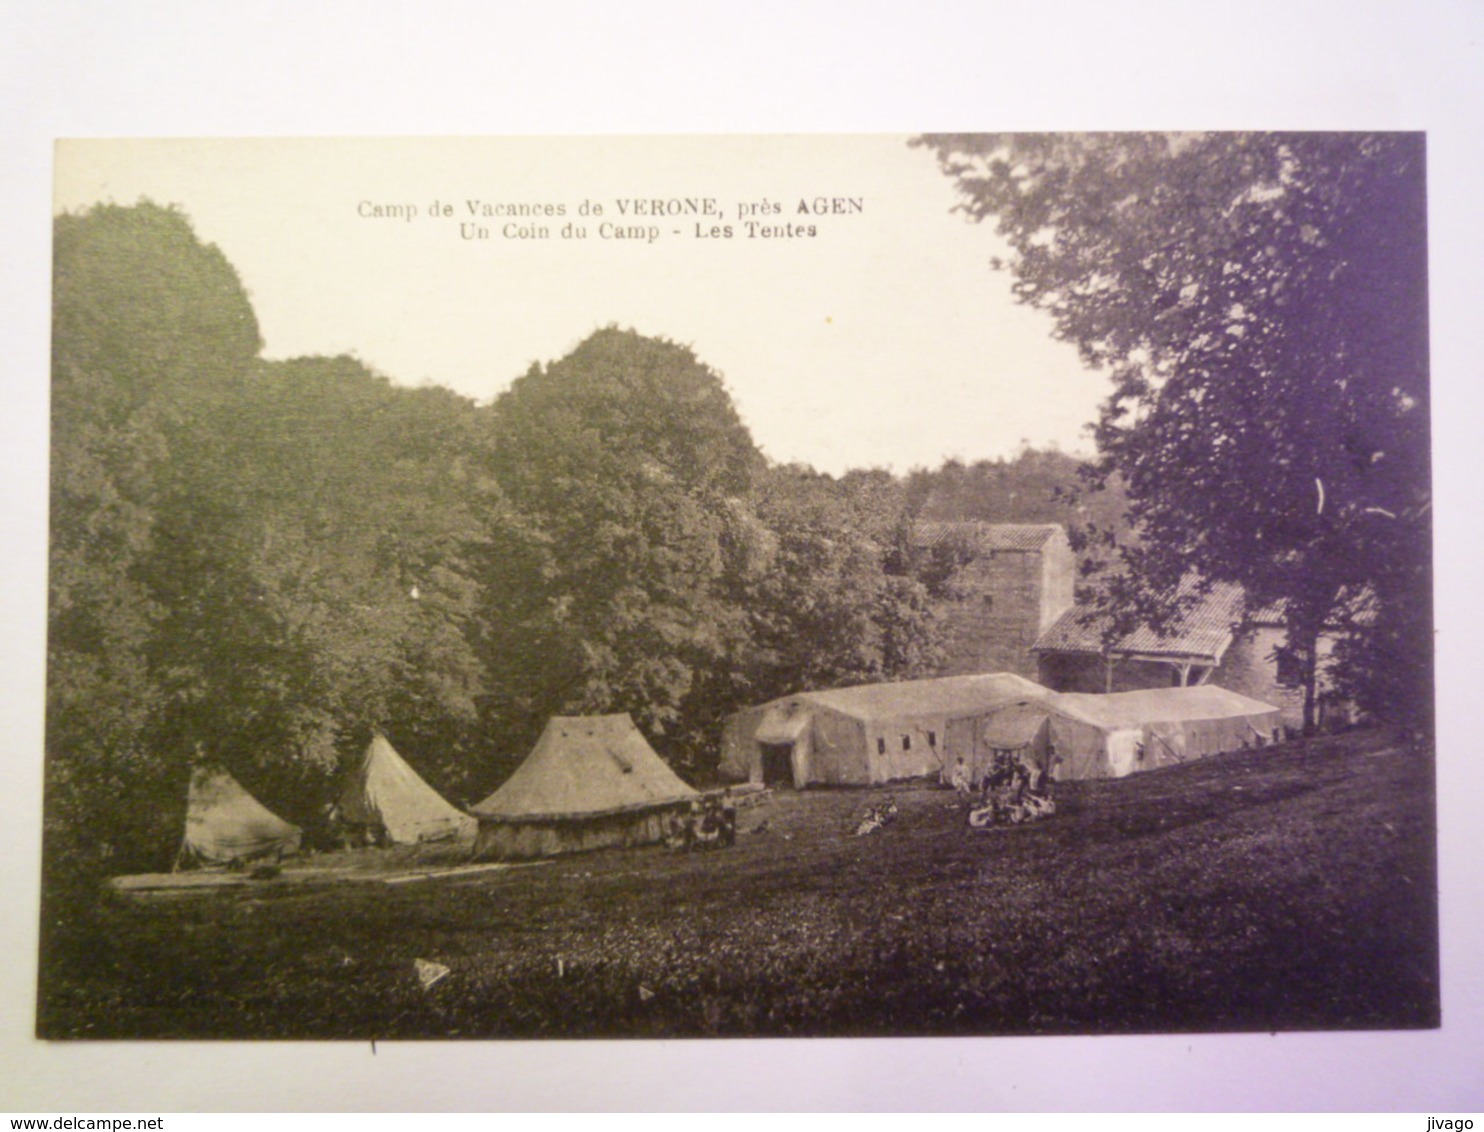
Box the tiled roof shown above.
[1248,587,1377,629]
[913,521,1063,553]
[1032,579,1246,663]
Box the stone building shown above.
[1031,578,1358,731]
[914,522,1075,681]
[1032,579,1248,695]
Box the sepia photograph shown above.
[36,132,1439,1044]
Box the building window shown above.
[927,730,937,747]
[982,594,994,609]
[1276,646,1307,688]
[902,734,912,751]
[876,737,886,756]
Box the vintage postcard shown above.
[38,134,1437,1044]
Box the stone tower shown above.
[914,522,1076,680]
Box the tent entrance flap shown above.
[759,743,795,787]
[980,711,1047,751]
[754,705,810,745]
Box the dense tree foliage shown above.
[47,205,499,871]
[476,328,765,763]
[915,133,1432,731]
[476,330,948,773]
[904,447,1131,579]
[145,357,498,815]
[743,465,943,700]
[49,203,263,870]
[46,210,958,869]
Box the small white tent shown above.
[335,733,476,845]
[176,768,302,870]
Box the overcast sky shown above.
[55,135,1107,475]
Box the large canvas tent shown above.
[176,767,302,870]
[470,714,699,860]
[719,672,1055,788]
[942,698,1057,787]
[955,685,1285,783]
[335,733,475,845]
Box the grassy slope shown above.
[36,729,1438,1039]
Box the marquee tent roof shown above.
[785,672,1053,721]
[1049,685,1283,729]
[470,714,698,825]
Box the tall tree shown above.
[48,203,501,870]
[144,356,498,813]
[915,133,1431,732]
[476,329,956,775]
[478,327,766,763]
[740,464,949,703]
[47,202,263,871]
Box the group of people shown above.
[949,750,1057,830]
[665,792,737,851]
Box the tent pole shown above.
[1151,731,1184,763]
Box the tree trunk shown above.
[1295,624,1322,736]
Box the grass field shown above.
[35,728,1438,1040]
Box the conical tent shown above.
[177,767,302,870]
[470,714,699,859]
[335,733,475,845]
